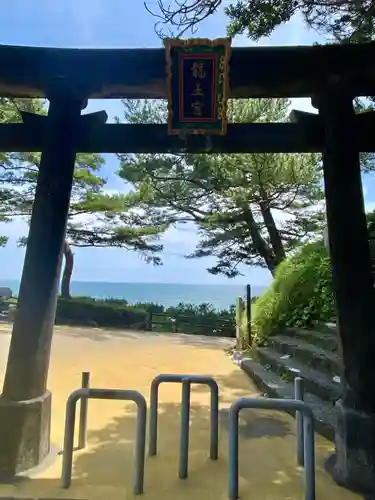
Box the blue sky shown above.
[1,0,375,286]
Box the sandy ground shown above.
[0,324,361,500]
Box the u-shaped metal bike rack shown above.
[228,397,315,500]
[149,373,219,478]
[61,388,147,495]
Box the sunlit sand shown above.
[0,324,361,500]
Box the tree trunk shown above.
[259,202,286,267]
[61,240,74,299]
[243,208,278,275]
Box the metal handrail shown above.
[228,397,315,500]
[179,376,219,479]
[294,376,305,466]
[61,387,147,495]
[149,373,219,479]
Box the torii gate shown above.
[0,41,374,494]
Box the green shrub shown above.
[7,294,236,336]
[99,297,129,306]
[56,297,147,329]
[132,302,165,314]
[252,240,335,343]
[152,302,235,337]
[53,297,235,336]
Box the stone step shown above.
[318,322,337,334]
[281,327,338,353]
[257,347,342,402]
[268,334,341,375]
[239,355,336,441]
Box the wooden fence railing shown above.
[0,284,254,347]
[145,311,236,337]
[145,284,253,345]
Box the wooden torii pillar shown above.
[0,78,106,478]
[315,88,375,494]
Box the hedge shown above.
[55,296,147,329]
[5,295,237,335]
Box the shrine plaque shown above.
[165,38,231,136]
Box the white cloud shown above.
[290,98,316,114]
[162,224,198,252]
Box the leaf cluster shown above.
[118,97,324,276]
[144,0,375,43]
[0,98,167,263]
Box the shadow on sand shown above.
[51,325,235,351]
[7,369,330,500]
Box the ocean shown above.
[0,280,266,310]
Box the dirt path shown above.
[0,325,361,500]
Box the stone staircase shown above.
[238,324,342,441]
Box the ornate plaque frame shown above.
[165,38,231,136]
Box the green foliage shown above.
[367,209,375,229]
[118,98,324,276]
[0,98,167,296]
[66,189,167,261]
[150,301,235,336]
[133,302,165,313]
[55,296,147,329]
[53,296,235,336]
[145,0,375,43]
[252,240,335,342]
[225,0,375,43]
[0,97,166,250]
